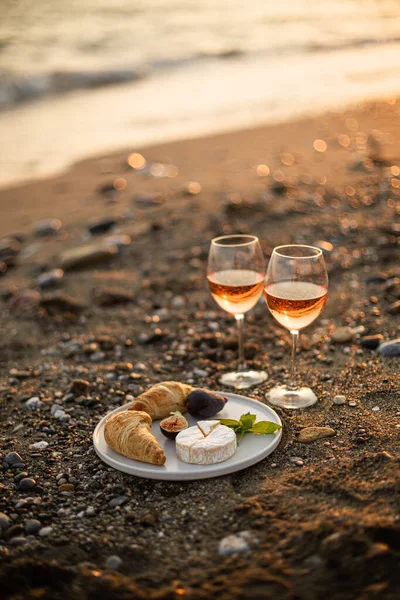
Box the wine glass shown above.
[207,234,268,389]
[264,245,328,408]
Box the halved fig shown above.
[186,389,228,418]
[160,411,189,440]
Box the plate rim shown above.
[93,391,282,481]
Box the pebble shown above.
[24,519,41,534]
[29,441,49,450]
[34,219,62,236]
[38,526,53,537]
[69,378,90,395]
[104,234,131,249]
[4,451,23,465]
[387,300,400,315]
[0,512,10,531]
[19,478,36,491]
[332,327,354,343]
[25,397,43,410]
[297,427,336,443]
[219,531,258,556]
[377,339,400,356]
[349,401,357,407]
[86,506,95,517]
[109,495,129,508]
[8,289,40,313]
[105,555,123,570]
[94,287,135,307]
[333,395,346,405]
[372,406,380,412]
[10,536,28,545]
[171,295,185,309]
[88,217,118,235]
[289,457,304,466]
[59,243,119,271]
[59,484,74,492]
[37,269,64,289]
[40,293,86,313]
[359,334,384,349]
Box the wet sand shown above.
[0,99,399,599]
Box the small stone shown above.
[333,395,346,405]
[94,287,135,307]
[40,292,86,313]
[19,478,36,491]
[193,368,208,377]
[59,483,74,492]
[86,506,95,517]
[289,457,304,466]
[10,536,28,546]
[219,531,258,556]
[303,555,325,569]
[59,244,119,271]
[24,519,41,534]
[25,397,43,410]
[34,219,62,236]
[37,269,64,289]
[88,217,118,235]
[349,401,357,407]
[297,427,336,443]
[104,234,131,249]
[0,512,10,531]
[38,526,53,537]
[377,339,400,356]
[139,512,158,526]
[69,379,90,395]
[360,334,384,349]
[372,406,380,412]
[171,296,185,309]
[387,301,400,315]
[332,326,354,343]
[54,409,66,419]
[29,441,48,450]
[4,451,22,465]
[8,289,40,313]
[109,495,129,508]
[105,555,122,570]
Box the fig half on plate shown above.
[160,411,189,440]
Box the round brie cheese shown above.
[176,423,236,465]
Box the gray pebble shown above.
[290,457,304,466]
[86,506,95,517]
[19,478,36,491]
[25,397,43,410]
[372,406,380,412]
[10,536,28,546]
[348,401,357,407]
[39,526,53,537]
[25,519,41,534]
[333,395,346,405]
[109,495,129,508]
[105,555,123,570]
[377,339,400,356]
[4,452,23,465]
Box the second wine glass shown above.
[207,234,268,389]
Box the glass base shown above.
[266,385,317,409]
[219,370,268,390]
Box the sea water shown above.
[1,0,400,186]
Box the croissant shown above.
[128,381,194,420]
[104,410,166,465]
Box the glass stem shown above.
[235,314,246,372]
[288,330,299,391]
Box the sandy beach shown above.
[0,99,399,599]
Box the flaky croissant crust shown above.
[104,410,166,465]
[128,381,194,419]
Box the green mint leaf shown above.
[239,413,257,430]
[249,421,282,435]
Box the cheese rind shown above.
[197,420,220,437]
[176,424,236,465]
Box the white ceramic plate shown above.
[93,392,282,481]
